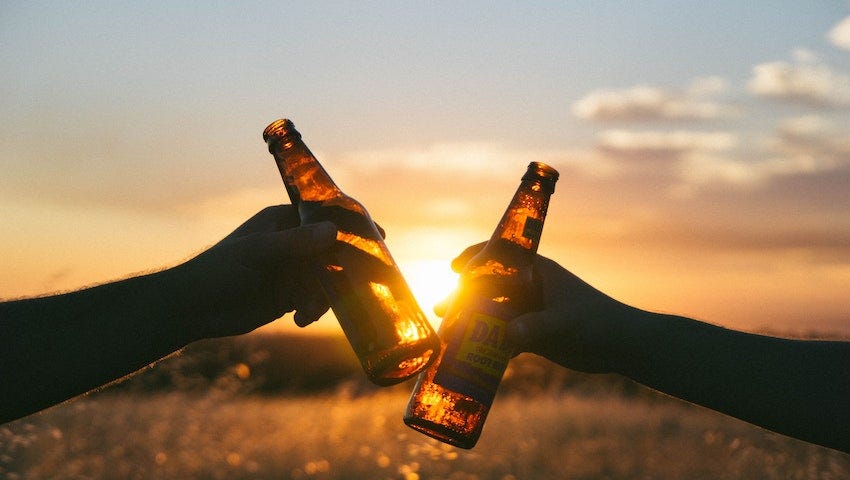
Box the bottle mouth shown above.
[524,161,559,184]
[263,118,300,143]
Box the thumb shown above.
[450,242,486,273]
[237,221,337,268]
[276,221,338,258]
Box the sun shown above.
[400,259,460,327]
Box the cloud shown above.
[329,142,618,181]
[588,117,848,199]
[313,142,623,237]
[791,47,818,63]
[828,16,850,51]
[772,115,850,168]
[676,115,849,193]
[572,77,736,122]
[596,130,737,160]
[747,59,850,107]
[678,153,825,191]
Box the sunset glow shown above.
[1,3,847,337]
[3,5,850,476]
[400,259,459,329]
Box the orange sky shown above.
[1,4,848,337]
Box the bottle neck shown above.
[461,168,556,315]
[488,176,554,255]
[264,119,342,204]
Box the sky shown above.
[1,2,848,337]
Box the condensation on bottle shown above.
[403,161,558,448]
[263,118,441,386]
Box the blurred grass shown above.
[102,332,649,399]
[1,332,848,479]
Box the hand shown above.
[173,205,337,340]
[446,244,634,374]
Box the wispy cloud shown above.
[676,115,849,194]
[772,115,850,165]
[747,56,850,107]
[596,130,737,161]
[678,152,823,193]
[828,15,850,51]
[572,77,737,122]
[328,142,618,181]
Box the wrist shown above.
[151,264,204,345]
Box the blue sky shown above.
[1,2,848,335]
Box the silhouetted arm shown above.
[0,270,194,423]
[0,205,336,423]
[449,246,850,453]
[609,308,850,453]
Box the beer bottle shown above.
[403,161,558,448]
[263,118,441,386]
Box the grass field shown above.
[2,333,847,479]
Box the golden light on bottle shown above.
[404,161,558,448]
[263,118,441,386]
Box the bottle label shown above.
[523,217,544,242]
[433,310,512,404]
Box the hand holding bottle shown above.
[0,205,339,422]
[446,244,629,374]
[173,205,338,339]
[447,245,850,454]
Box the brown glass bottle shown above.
[263,118,441,386]
[403,162,558,448]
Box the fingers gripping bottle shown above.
[263,119,441,386]
[404,162,558,448]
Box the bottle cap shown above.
[523,162,559,190]
[263,118,301,144]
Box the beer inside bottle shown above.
[404,161,558,448]
[263,119,441,386]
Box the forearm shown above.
[611,309,850,452]
[0,268,194,423]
